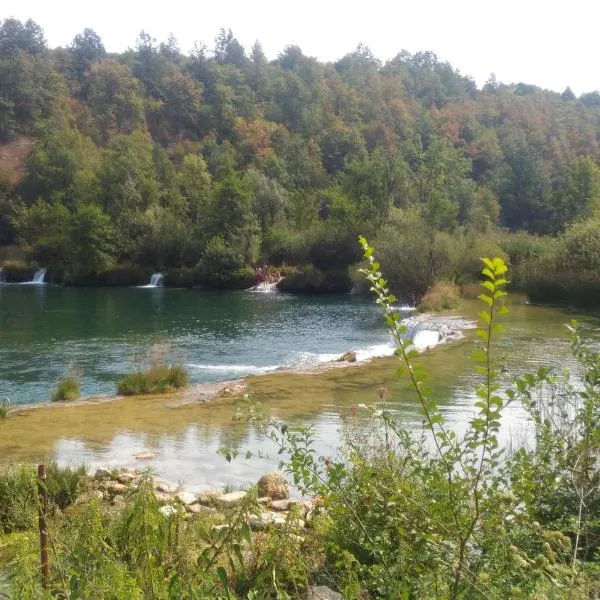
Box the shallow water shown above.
[0,287,598,492]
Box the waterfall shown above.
[149,273,164,287]
[30,268,47,284]
[139,273,164,288]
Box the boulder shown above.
[336,351,357,363]
[176,491,197,506]
[307,586,342,600]
[216,491,247,508]
[154,491,173,503]
[104,481,128,495]
[116,472,137,485]
[257,473,289,500]
[94,468,112,480]
[271,498,300,512]
[198,489,221,505]
[154,479,179,494]
[248,511,287,531]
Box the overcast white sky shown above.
[3,0,598,94]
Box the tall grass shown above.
[117,364,188,395]
[51,376,80,402]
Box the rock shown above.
[186,503,218,515]
[248,511,287,530]
[154,479,179,494]
[307,585,342,600]
[257,473,289,500]
[74,490,104,506]
[257,496,271,506]
[135,451,157,460]
[216,491,247,508]
[336,351,357,363]
[104,481,128,495]
[159,505,178,518]
[271,498,299,512]
[112,495,126,507]
[94,468,112,480]
[198,489,220,505]
[154,491,173,503]
[211,524,229,535]
[116,472,136,485]
[176,491,197,506]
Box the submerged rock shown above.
[135,450,157,460]
[257,472,289,500]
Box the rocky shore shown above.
[79,467,318,534]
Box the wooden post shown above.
[37,464,49,589]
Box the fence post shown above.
[37,464,49,589]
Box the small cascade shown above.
[149,273,164,287]
[32,268,47,283]
[247,280,280,293]
[139,273,164,288]
[21,268,47,285]
[0,268,5,284]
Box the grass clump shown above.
[117,365,188,395]
[418,279,460,312]
[51,375,81,402]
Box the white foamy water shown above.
[187,363,280,375]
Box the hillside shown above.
[1,19,599,300]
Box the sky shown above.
[3,0,599,94]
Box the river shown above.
[0,284,598,492]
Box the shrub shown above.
[277,265,351,293]
[117,364,188,395]
[51,376,81,402]
[418,280,461,312]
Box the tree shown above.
[0,18,46,58]
[70,29,105,80]
[214,29,247,68]
[554,156,600,226]
[85,60,145,143]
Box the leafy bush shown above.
[418,280,461,312]
[51,375,80,402]
[117,365,188,395]
[277,265,351,293]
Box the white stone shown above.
[159,505,178,518]
[216,491,247,508]
[248,511,287,530]
[271,499,299,512]
[176,491,197,506]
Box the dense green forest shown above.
[1,18,599,301]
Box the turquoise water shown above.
[0,285,393,405]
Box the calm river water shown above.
[0,284,598,491]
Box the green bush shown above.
[0,462,86,533]
[418,280,461,312]
[51,376,81,402]
[277,265,351,293]
[117,364,188,395]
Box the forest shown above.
[1,18,599,303]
